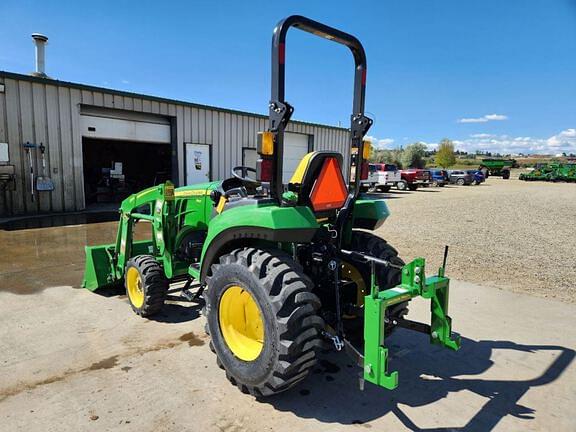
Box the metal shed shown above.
[0,71,349,217]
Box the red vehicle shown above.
[398,169,430,191]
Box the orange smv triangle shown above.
[310,157,348,212]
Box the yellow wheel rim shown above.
[126,267,144,308]
[219,285,264,361]
[342,262,366,308]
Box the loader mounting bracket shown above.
[268,100,294,132]
[350,113,373,141]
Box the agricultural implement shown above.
[479,158,517,179]
[519,162,576,182]
[82,15,460,396]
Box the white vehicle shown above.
[362,163,402,192]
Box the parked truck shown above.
[398,169,430,190]
[362,163,402,192]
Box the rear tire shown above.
[396,180,408,191]
[456,178,465,186]
[346,231,408,334]
[502,170,510,179]
[125,255,168,317]
[204,248,324,397]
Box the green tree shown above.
[435,139,456,168]
[371,149,403,168]
[401,142,427,168]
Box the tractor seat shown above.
[289,151,348,213]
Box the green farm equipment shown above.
[556,163,576,182]
[519,162,576,182]
[479,158,517,179]
[82,15,460,396]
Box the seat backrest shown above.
[289,151,348,213]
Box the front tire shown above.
[204,248,324,397]
[456,178,465,186]
[396,180,408,191]
[125,255,168,317]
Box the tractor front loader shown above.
[83,15,460,396]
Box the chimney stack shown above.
[31,33,48,77]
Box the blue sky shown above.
[1,0,575,154]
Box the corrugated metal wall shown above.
[0,72,349,217]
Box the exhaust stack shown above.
[31,33,48,77]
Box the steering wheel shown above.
[231,166,261,186]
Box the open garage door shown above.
[82,138,171,205]
[80,109,173,206]
[243,132,311,183]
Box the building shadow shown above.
[263,330,574,431]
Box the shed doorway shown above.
[82,138,172,205]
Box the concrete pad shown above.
[1,278,574,431]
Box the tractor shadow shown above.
[264,331,575,431]
[150,302,203,324]
[94,284,204,324]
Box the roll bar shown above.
[267,15,373,202]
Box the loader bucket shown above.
[82,244,117,291]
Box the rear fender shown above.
[352,198,390,231]
[199,204,319,281]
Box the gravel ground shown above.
[374,174,576,304]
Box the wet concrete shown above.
[0,219,151,294]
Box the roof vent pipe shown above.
[31,33,48,77]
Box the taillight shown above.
[360,161,369,180]
[256,158,273,182]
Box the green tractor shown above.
[82,15,460,396]
[479,158,517,179]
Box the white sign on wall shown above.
[0,143,8,162]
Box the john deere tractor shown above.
[83,15,460,396]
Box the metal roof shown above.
[0,71,348,132]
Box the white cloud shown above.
[423,128,576,155]
[121,79,131,84]
[364,136,395,149]
[470,133,493,138]
[458,113,508,123]
[547,128,576,149]
[484,114,508,121]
